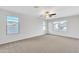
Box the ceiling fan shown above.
[40,11,56,19]
[33,6,56,19]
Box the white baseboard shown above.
[50,33,79,39]
[0,33,45,45]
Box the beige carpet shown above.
[0,35,79,53]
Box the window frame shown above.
[53,20,68,32]
[6,16,20,35]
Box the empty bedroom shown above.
[0,6,79,53]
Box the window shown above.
[43,21,46,31]
[53,20,67,32]
[6,16,19,35]
[53,22,59,32]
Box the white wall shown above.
[49,15,79,39]
[0,9,44,44]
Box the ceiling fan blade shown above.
[49,13,56,17]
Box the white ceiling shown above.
[0,6,79,19]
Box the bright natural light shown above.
[53,20,67,32]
